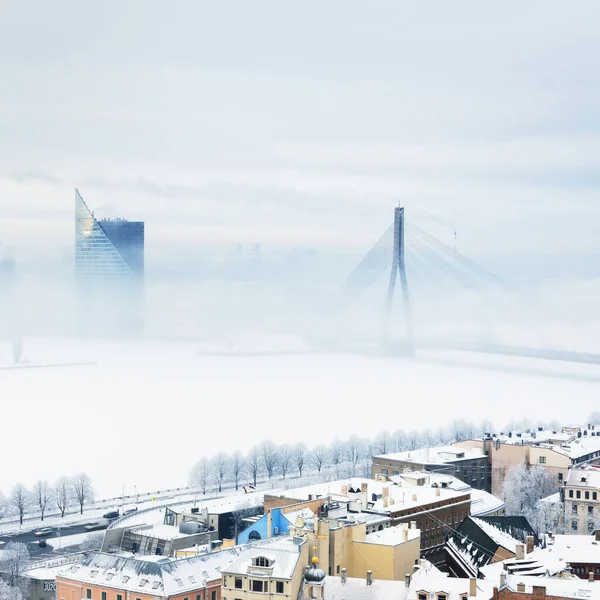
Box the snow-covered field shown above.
[1,337,600,498]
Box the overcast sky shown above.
[1,1,599,264]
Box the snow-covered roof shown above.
[556,435,600,461]
[221,538,302,580]
[539,492,561,504]
[279,477,469,514]
[109,491,265,531]
[282,508,315,528]
[469,489,505,517]
[374,445,486,464]
[480,534,600,579]
[566,466,600,488]
[408,563,496,600]
[131,524,188,541]
[57,548,243,596]
[470,517,519,554]
[504,575,600,600]
[324,575,409,600]
[362,524,420,547]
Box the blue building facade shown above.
[237,509,291,544]
[75,189,145,334]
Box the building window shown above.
[572,504,578,514]
[576,491,581,499]
[254,557,270,567]
[438,594,448,600]
[86,591,92,599]
[381,468,389,475]
[197,595,201,600]
[569,490,574,498]
[539,456,546,464]
[252,580,264,592]
[589,522,595,533]
[594,492,598,500]
[211,592,217,600]
[418,594,428,600]
[277,582,284,594]
[102,594,106,600]
[589,506,594,516]
[235,578,243,589]
[337,565,340,574]
[572,520,578,531]
[558,473,563,482]
[586,491,590,500]
[393,471,400,476]
[117,596,122,600]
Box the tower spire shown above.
[383,205,414,353]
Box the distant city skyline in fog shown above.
[2,1,600,273]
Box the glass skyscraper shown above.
[75,189,145,334]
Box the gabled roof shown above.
[57,548,243,596]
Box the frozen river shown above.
[2,338,600,498]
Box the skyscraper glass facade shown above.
[75,189,145,334]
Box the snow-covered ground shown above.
[2,337,600,498]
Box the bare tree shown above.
[261,441,278,479]
[293,443,307,477]
[191,458,211,495]
[312,445,328,473]
[54,476,71,518]
[0,542,29,585]
[211,453,229,493]
[330,440,344,476]
[33,480,52,521]
[71,474,93,514]
[345,435,361,476]
[0,580,24,600]
[502,464,557,517]
[230,451,245,491]
[10,484,29,525]
[374,431,391,455]
[246,446,261,487]
[588,411,600,425]
[0,490,6,520]
[406,430,420,450]
[278,445,292,480]
[80,532,105,552]
[392,429,405,452]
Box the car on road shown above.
[0,540,6,549]
[123,507,138,516]
[85,521,109,531]
[34,527,53,537]
[103,510,119,520]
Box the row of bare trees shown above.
[189,418,503,493]
[0,474,93,525]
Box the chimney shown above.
[341,568,347,584]
[383,486,389,497]
[361,483,368,494]
[500,573,506,589]
[341,485,348,495]
[403,528,408,542]
[412,493,417,502]
[589,572,594,583]
[436,489,441,497]
[515,544,525,560]
[596,529,600,542]
[366,570,373,586]
[469,578,477,597]
[517,583,526,593]
[405,574,411,588]
[411,520,417,530]
[532,586,546,598]
[526,535,534,554]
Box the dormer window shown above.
[437,592,448,600]
[254,556,271,567]
[90,570,98,578]
[417,590,428,600]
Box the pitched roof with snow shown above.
[57,548,243,596]
[221,538,303,580]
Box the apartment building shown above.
[266,478,470,567]
[372,446,490,492]
[56,548,243,600]
[454,425,600,497]
[562,467,600,534]
[220,537,308,600]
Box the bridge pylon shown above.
[383,205,414,354]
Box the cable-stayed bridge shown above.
[343,206,600,366]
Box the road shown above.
[0,521,111,559]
